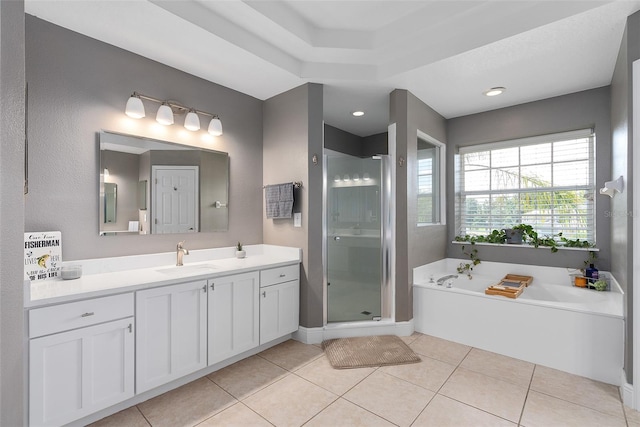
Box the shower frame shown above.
[322,147,395,326]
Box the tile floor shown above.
[92,333,640,427]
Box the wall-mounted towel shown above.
[265,182,294,219]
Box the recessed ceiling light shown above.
[352,111,365,117]
[484,87,506,97]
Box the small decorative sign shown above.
[24,231,62,282]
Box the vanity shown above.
[25,244,301,427]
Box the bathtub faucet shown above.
[436,274,458,286]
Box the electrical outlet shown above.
[294,212,302,227]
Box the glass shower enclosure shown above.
[325,152,390,323]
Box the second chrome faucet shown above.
[176,240,189,266]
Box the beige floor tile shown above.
[626,404,640,424]
[138,377,236,427]
[413,394,516,427]
[399,332,421,346]
[460,348,534,387]
[258,339,324,371]
[295,355,375,395]
[531,365,624,419]
[88,406,150,427]
[409,334,471,365]
[439,367,527,422]
[521,390,626,427]
[196,402,271,427]
[343,370,435,427]
[379,354,456,392]
[243,374,337,427]
[208,354,288,400]
[305,398,395,427]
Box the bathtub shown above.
[413,259,624,385]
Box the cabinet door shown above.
[208,272,259,365]
[260,280,300,345]
[29,317,134,427]
[136,280,207,393]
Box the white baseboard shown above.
[293,320,414,344]
[621,369,635,409]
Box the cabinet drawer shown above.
[260,264,299,288]
[29,293,134,338]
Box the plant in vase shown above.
[235,241,246,259]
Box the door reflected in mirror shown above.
[99,131,229,236]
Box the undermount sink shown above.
[156,264,218,275]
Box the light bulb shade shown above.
[125,95,145,118]
[184,110,200,131]
[208,117,223,136]
[156,104,174,125]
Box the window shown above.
[456,129,595,242]
[417,133,445,225]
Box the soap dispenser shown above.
[585,264,599,285]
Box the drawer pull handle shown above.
[210,283,215,291]
[262,291,266,298]
[279,274,286,278]
[128,324,133,333]
[81,312,94,318]
[202,285,207,293]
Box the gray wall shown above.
[263,83,324,328]
[324,124,362,157]
[390,90,448,321]
[447,87,612,271]
[0,1,25,425]
[25,16,264,260]
[611,9,640,385]
[325,124,389,158]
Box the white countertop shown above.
[25,244,301,308]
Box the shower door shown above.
[326,153,385,323]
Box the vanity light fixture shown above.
[156,103,174,126]
[207,117,223,136]
[184,109,200,131]
[124,92,223,136]
[343,174,350,181]
[334,175,341,182]
[353,173,360,181]
[483,87,506,97]
[125,93,145,118]
[352,111,365,117]
[363,173,370,181]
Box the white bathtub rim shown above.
[413,258,624,320]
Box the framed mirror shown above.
[99,131,229,236]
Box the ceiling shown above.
[25,1,640,137]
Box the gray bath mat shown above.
[322,335,421,369]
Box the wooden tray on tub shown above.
[485,274,533,299]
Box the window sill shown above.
[451,241,599,252]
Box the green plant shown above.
[236,241,243,251]
[593,279,607,291]
[455,224,595,254]
[456,243,481,279]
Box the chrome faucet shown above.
[436,274,458,286]
[176,240,189,266]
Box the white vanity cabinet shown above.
[207,271,260,365]
[260,264,300,344]
[135,279,207,393]
[28,293,134,427]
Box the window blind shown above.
[456,129,595,242]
